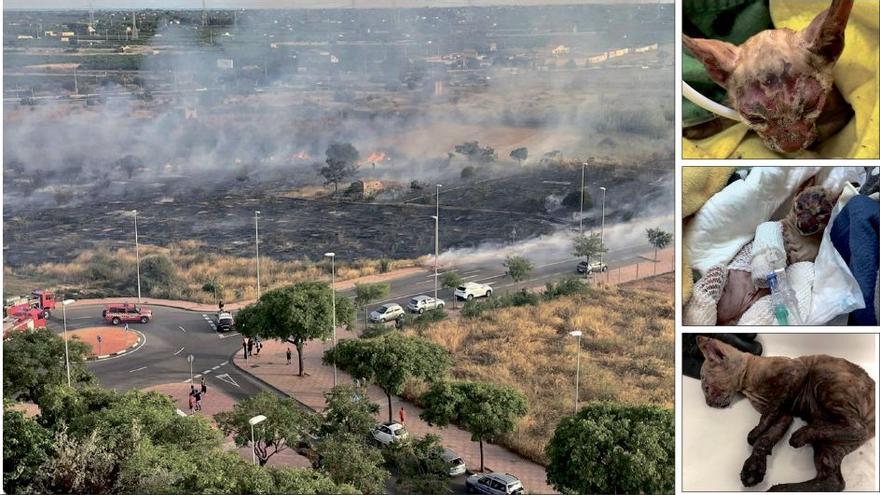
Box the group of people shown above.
[188,377,207,414]
[242,336,263,358]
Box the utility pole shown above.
[255,211,261,298]
[599,186,607,262]
[434,184,441,300]
[325,252,337,387]
[579,161,586,234]
[133,210,141,303]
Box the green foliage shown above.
[419,381,528,471]
[321,143,360,193]
[503,255,533,286]
[361,323,394,339]
[324,333,452,422]
[460,290,539,319]
[236,281,353,376]
[322,384,380,437]
[214,392,318,466]
[543,278,587,299]
[562,189,593,210]
[440,271,464,308]
[317,433,388,495]
[546,402,674,495]
[646,228,673,260]
[509,147,529,164]
[460,165,476,179]
[3,327,94,403]
[379,258,392,273]
[396,308,448,332]
[572,233,607,266]
[354,283,390,327]
[388,434,449,495]
[140,254,180,296]
[3,405,54,494]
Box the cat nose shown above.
[773,122,815,153]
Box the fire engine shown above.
[5,289,57,318]
[3,298,51,338]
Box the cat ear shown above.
[683,35,739,89]
[697,336,727,364]
[802,0,854,64]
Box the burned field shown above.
[3,161,671,268]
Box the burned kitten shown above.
[684,0,854,154]
[697,336,875,491]
[780,185,838,263]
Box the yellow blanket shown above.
[683,0,880,159]
[681,167,735,305]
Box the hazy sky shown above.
[4,0,672,10]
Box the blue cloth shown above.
[830,195,880,326]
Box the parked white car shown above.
[406,295,446,314]
[369,303,405,323]
[372,422,408,445]
[441,448,467,476]
[466,473,524,495]
[454,282,493,301]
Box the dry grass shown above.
[403,273,673,466]
[9,240,421,303]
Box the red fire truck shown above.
[5,289,57,318]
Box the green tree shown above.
[572,233,607,278]
[318,433,388,495]
[646,227,673,261]
[509,147,528,166]
[503,255,533,291]
[236,281,354,376]
[3,327,94,403]
[201,278,224,303]
[215,392,318,466]
[353,283,390,329]
[389,433,450,495]
[546,402,674,495]
[324,333,452,423]
[321,142,360,194]
[440,271,463,309]
[3,405,54,494]
[419,381,527,472]
[140,254,179,295]
[562,189,592,210]
[321,384,380,437]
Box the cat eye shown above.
[745,114,767,125]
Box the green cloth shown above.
[682,0,773,126]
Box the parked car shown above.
[372,422,408,445]
[406,295,445,314]
[216,312,235,332]
[454,282,493,301]
[466,473,525,495]
[103,303,152,325]
[576,259,608,274]
[369,303,405,323]
[440,448,467,476]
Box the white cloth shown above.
[750,221,786,288]
[739,262,815,326]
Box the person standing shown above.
[242,338,248,358]
[399,406,406,424]
[247,339,254,358]
[286,347,292,365]
[200,377,207,396]
[188,389,195,414]
[194,389,203,411]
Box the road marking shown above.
[72,316,92,320]
[220,361,229,366]
[202,369,212,374]
[215,373,240,387]
[128,366,147,373]
[218,332,240,339]
[173,347,185,356]
[178,326,186,333]
[211,365,220,370]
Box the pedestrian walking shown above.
[194,389,203,411]
[286,347,292,365]
[188,392,195,414]
[399,406,406,424]
[243,339,249,358]
[247,339,254,357]
[219,300,224,311]
[200,377,207,396]
[256,340,262,356]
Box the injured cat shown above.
[697,336,875,491]
[684,0,854,154]
[682,333,763,379]
[780,183,839,264]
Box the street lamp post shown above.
[255,210,261,298]
[249,414,267,466]
[431,215,439,300]
[133,210,141,303]
[569,330,582,413]
[325,252,337,387]
[599,186,607,262]
[579,162,586,234]
[62,299,75,387]
[187,354,194,384]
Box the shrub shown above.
[460,166,476,179]
[543,278,586,299]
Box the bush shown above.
[562,190,592,210]
[546,402,674,495]
[460,166,476,179]
[361,324,394,339]
[379,259,392,273]
[543,278,586,300]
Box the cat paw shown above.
[740,454,766,487]
[747,426,764,445]
[768,483,794,492]
[789,427,811,448]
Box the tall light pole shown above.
[599,186,607,262]
[133,210,141,302]
[325,252,337,387]
[431,215,439,300]
[249,414,267,466]
[62,299,75,387]
[434,184,441,299]
[255,210,261,299]
[569,330,582,413]
[187,354,194,384]
[579,162,586,234]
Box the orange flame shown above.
[293,150,311,160]
[361,151,388,164]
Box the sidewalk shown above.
[142,383,310,469]
[234,335,558,494]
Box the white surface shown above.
[683,334,878,491]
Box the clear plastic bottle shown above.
[767,268,801,325]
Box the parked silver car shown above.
[406,295,446,314]
[369,303,405,323]
[466,473,524,495]
[441,448,467,476]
